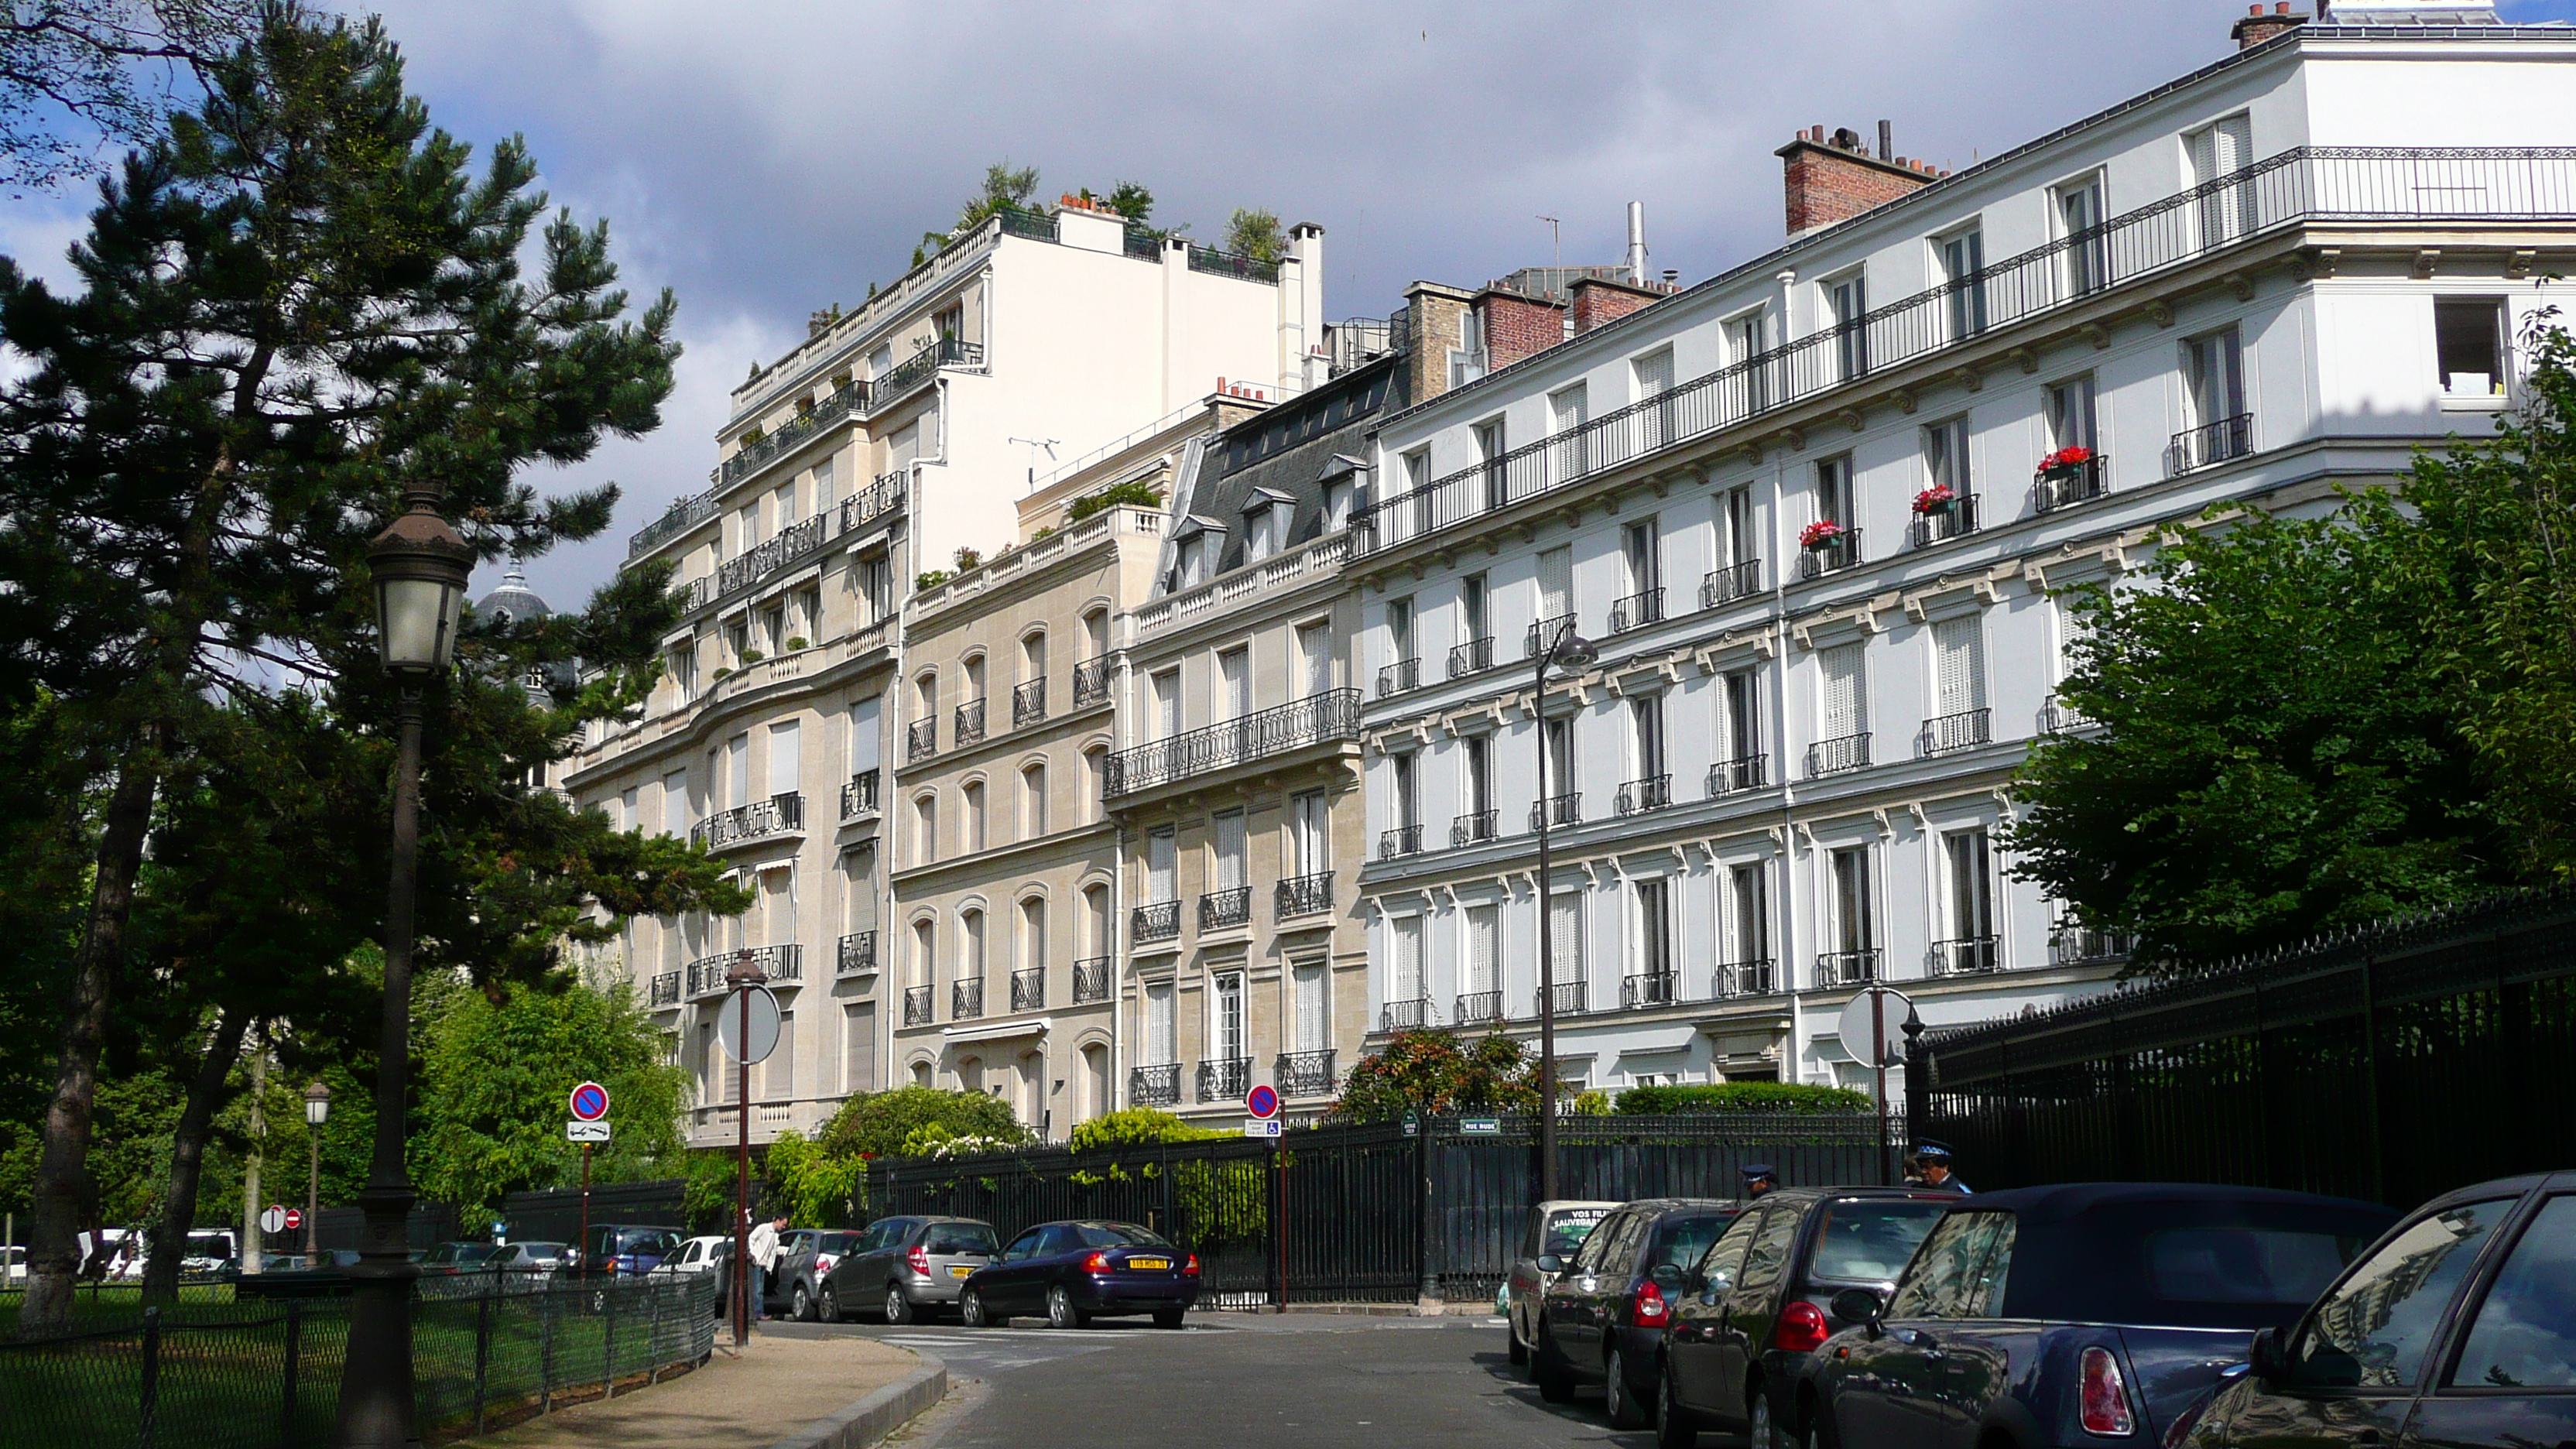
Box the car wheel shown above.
[1749,1382,1776,1449]
[884,1286,913,1325]
[1606,1346,1651,1430]
[1534,1330,1576,1404]
[1047,1285,1090,1330]
[1508,1317,1529,1365]
[1655,1358,1698,1449]
[818,1284,840,1324]
[961,1288,988,1328]
[791,1283,813,1322]
[1153,1307,1185,1330]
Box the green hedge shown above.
[1612,1082,1872,1115]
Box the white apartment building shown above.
[1349,4,2576,1101]
[564,198,1325,1147]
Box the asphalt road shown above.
[772,1311,1662,1448]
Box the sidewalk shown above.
[478,1327,930,1449]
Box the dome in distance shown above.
[474,562,552,630]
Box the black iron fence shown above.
[1101,689,1360,797]
[1910,889,2576,1209]
[863,1113,1889,1308]
[0,1274,715,1449]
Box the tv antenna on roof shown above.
[1536,214,1561,274]
[1009,436,1060,487]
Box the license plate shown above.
[1127,1257,1170,1271]
[949,1265,971,1279]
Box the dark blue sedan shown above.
[958,1220,1199,1330]
[1793,1184,2396,1449]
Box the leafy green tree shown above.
[1327,1029,1540,1122]
[759,1130,862,1228]
[1223,207,1285,263]
[916,159,1042,264]
[814,1087,1028,1160]
[1067,1107,1224,1152]
[0,0,255,189]
[0,5,685,1324]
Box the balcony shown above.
[1012,678,1046,729]
[1378,824,1424,861]
[1071,956,1113,1004]
[1197,1057,1253,1102]
[838,471,906,534]
[1529,792,1581,831]
[1010,967,1045,1012]
[1199,886,1252,933]
[1375,658,1420,697]
[1930,936,2001,976]
[1275,1050,1337,1098]
[1379,997,1437,1032]
[2033,455,2111,512]
[1707,755,1768,797]
[2166,413,2253,476]
[1525,613,1577,659]
[1102,689,1360,798]
[1797,530,1863,578]
[836,931,876,977]
[687,944,803,1000]
[1816,950,1879,989]
[1806,733,1872,778]
[1715,960,1776,998]
[1187,243,1279,283]
[952,977,985,1020]
[719,379,865,489]
[1130,1063,1181,1108]
[690,793,805,851]
[903,984,933,1026]
[629,489,718,561]
[1275,872,1334,920]
[647,971,681,1009]
[906,719,937,762]
[1072,656,1111,707]
[1918,708,1992,757]
[1447,637,1494,678]
[1454,990,1505,1025]
[1132,899,1181,945]
[714,513,832,600]
[2050,922,2135,967]
[1608,588,1666,634]
[840,770,881,822]
[872,336,984,415]
[1701,560,1762,609]
[1907,496,1980,550]
[2039,698,2098,735]
[1615,775,1672,816]
[954,698,986,748]
[1451,810,1499,848]
[1537,980,1587,1017]
[1620,971,1679,1009]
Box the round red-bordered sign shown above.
[1245,1084,1280,1120]
[283,1208,303,1231]
[569,1081,610,1122]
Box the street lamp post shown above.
[303,1081,331,1269]
[1532,618,1596,1204]
[337,489,471,1449]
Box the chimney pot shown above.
[2276,2,2290,11]
[2248,3,2262,13]
[1877,119,1893,161]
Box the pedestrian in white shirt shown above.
[745,1214,786,1321]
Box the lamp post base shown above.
[332,1182,422,1449]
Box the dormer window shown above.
[1243,490,1295,561]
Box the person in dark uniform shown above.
[1742,1163,1779,1200]
[1905,1141,1971,1194]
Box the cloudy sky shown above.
[12,0,2575,608]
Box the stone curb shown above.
[762,1349,947,1449]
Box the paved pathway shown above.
[478,1327,920,1449]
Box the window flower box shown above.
[1800,519,1848,550]
[1913,484,1958,516]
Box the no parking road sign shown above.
[1245,1084,1280,1120]
[568,1081,611,1122]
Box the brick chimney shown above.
[2232,2,2308,48]
[1478,286,1568,370]
[1569,276,1667,337]
[1776,122,1944,238]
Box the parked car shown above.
[959,1219,1198,1330]
[2181,1169,2576,1449]
[418,1241,494,1276]
[1794,1184,2396,1449]
[766,1228,848,1321]
[2,1245,22,1283]
[822,1216,999,1324]
[1533,1197,1745,1427]
[653,1235,738,1318]
[581,1225,682,1276]
[1505,1199,1620,1366]
[482,1242,568,1277]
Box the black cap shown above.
[1742,1163,1777,1180]
[1912,1141,1954,1162]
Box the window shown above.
[766,1009,793,1100]
[2187,112,2256,248]
[2186,327,2245,428]
[841,1002,875,1094]
[1944,828,1995,956]
[1696,1211,1762,1291]
[1293,961,1327,1053]
[1212,971,1245,1060]
[963,654,985,704]
[1150,667,1180,739]
[1391,916,1424,1005]
[962,780,985,853]
[1473,417,1508,508]
[1933,615,1985,719]
[1324,472,1355,531]
[1631,694,1666,780]
[1727,864,1769,967]
[773,479,797,530]
[2298,1198,2513,1388]
[1216,646,1251,721]
[1464,905,1498,997]
[1726,310,1769,409]
[725,733,751,810]
[1461,572,1488,648]
[1890,1211,2017,1319]
[662,770,687,837]
[913,794,937,866]
[1827,273,1868,381]
[1819,642,1865,742]
[1386,597,1414,670]
[1290,790,1328,875]
[1018,896,1046,973]
[1549,890,1584,985]
[1450,307,1487,389]
[811,456,835,512]
[1939,227,1986,339]
[849,697,882,780]
[1082,608,1110,661]
[1297,621,1333,697]
[1174,533,1207,587]
[1622,517,1661,598]
[858,556,892,620]
[1544,714,1575,796]
[1021,630,1047,690]
[2448,1195,2576,1389]
[1550,384,1590,480]
[2047,375,2098,453]
[1829,846,1874,955]
[2058,176,2108,294]
[1816,454,1855,528]
[1083,883,1111,957]
[1633,879,1673,990]
[1720,485,1756,569]
[959,906,985,984]
[1213,810,1247,892]
[1146,983,1177,1065]
[1537,546,1572,624]
[1464,734,1492,819]
[1082,746,1107,822]
[1722,668,1761,762]
[911,916,936,988]
[1391,751,1419,832]
[1922,417,1971,501]
[2436,298,2507,398]
[1021,762,1047,838]
[1147,826,1178,903]
[1739,1206,1805,1295]
[1634,347,1676,449]
[767,720,800,799]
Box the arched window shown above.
[1081,745,1108,824]
[911,916,936,987]
[910,1060,933,1088]
[962,779,987,852]
[913,793,937,866]
[1081,1043,1109,1122]
[960,908,986,984]
[1023,629,1047,684]
[1019,896,1048,975]
[1022,762,1048,837]
[1082,883,1111,958]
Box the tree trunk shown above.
[21,741,163,1327]
[242,1023,265,1274]
[143,1006,248,1304]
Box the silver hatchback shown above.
[820,1215,999,1324]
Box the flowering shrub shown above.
[1799,519,1846,550]
[2036,445,2095,475]
[1913,484,1957,515]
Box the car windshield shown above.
[817,1232,859,1253]
[1543,1208,1612,1259]
[456,1245,502,1265]
[1812,1200,1953,1284]
[1076,1224,1170,1248]
[521,1243,565,1260]
[1649,1213,1737,1273]
[925,1223,996,1255]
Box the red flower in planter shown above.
[1799,519,1845,550]
[1913,484,1957,516]
[2036,445,2095,474]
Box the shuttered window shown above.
[1214,810,1247,891]
[1550,891,1584,978]
[1820,643,1865,739]
[1934,616,1985,717]
[1465,906,1498,994]
[1294,961,1327,1052]
[1148,827,1177,903]
[1392,917,1424,1002]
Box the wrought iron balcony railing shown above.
[2039,698,2098,735]
[2033,455,2111,512]
[1130,1063,1181,1107]
[1447,637,1494,678]
[629,489,718,561]
[1376,659,1420,697]
[1012,678,1046,728]
[1715,959,1776,998]
[1103,689,1360,798]
[837,931,876,976]
[1072,656,1112,707]
[1199,886,1252,932]
[1071,956,1113,1004]
[951,977,984,1020]
[838,471,905,534]
[840,769,880,822]
[1275,872,1334,920]
[1348,148,2560,558]
[1197,1056,1254,1102]
[1701,560,1763,609]
[1451,810,1499,848]
[1798,530,1864,578]
[1708,755,1769,796]
[1529,792,1581,831]
[954,698,986,748]
[1454,990,1505,1025]
[1525,613,1577,659]
[906,719,937,761]
[1275,1050,1337,1098]
[872,336,983,413]
[2166,412,2253,476]
[648,971,681,1008]
[1010,967,1046,1012]
[1918,708,1992,757]
[2049,922,2136,967]
[719,380,865,489]
[1816,950,1879,989]
[1538,980,1587,1016]
[1608,587,1666,633]
[690,793,805,851]
[1621,971,1679,1009]
[1377,824,1424,861]
[687,944,803,999]
[1930,936,2001,976]
[903,984,933,1026]
[1615,775,1673,816]
[715,513,831,599]
[1907,495,1981,550]
[1132,899,1181,944]
[1187,244,1279,283]
[1379,997,1437,1033]
[1806,733,1871,778]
